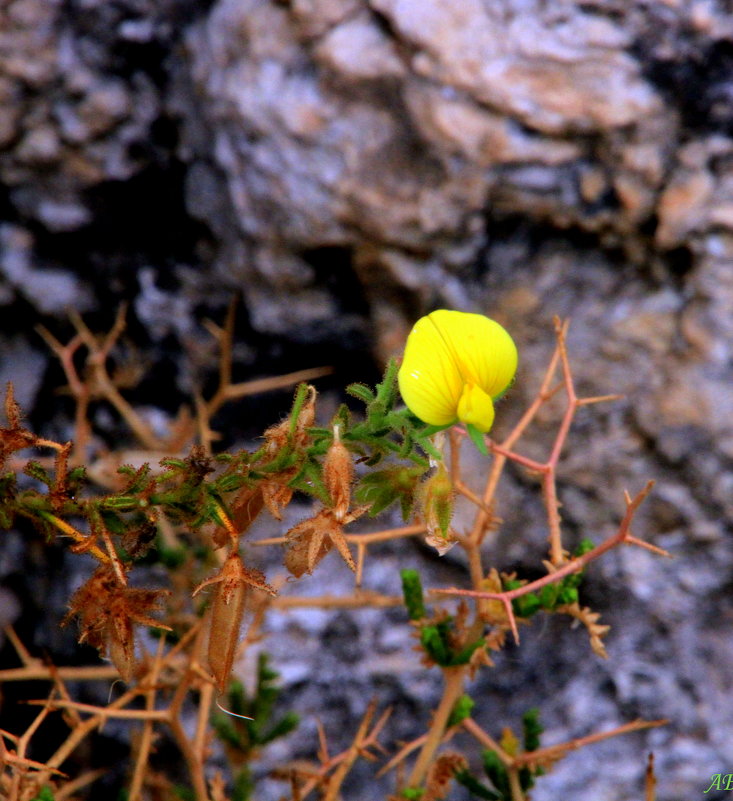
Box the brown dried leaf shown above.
[424,753,468,801]
[557,601,611,658]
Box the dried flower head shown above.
[262,384,317,453]
[284,506,366,577]
[398,310,517,433]
[62,566,170,682]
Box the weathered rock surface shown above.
[2,0,733,799]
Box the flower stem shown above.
[406,666,466,788]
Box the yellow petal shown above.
[397,314,464,426]
[398,309,517,431]
[425,310,517,399]
[457,383,495,432]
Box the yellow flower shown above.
[398,309,517,434]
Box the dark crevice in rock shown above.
[662,244,694,285]
[303,246,370,318]
[481,214,627,272]
[31,157,212,282]
[634,34,733,136]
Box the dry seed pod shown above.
[205,556,247,693]
[229,485,265,539]
[193,553,276,693]
[107,613,136,683]
[324,425,353,522]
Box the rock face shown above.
[2,1,733,799]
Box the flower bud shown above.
[420,463,455,552]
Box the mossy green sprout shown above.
[397,310,517,449]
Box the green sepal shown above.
[465,423,489,456]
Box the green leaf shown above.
[397,430,414,459]
[215,473,249,494]
[232,769,253,801]
[356,482,400,517]
[30,788,56,801]
[366,399,387,428]
[482,750,510,799]
[401,569,427,621]
[261,711,299,744]
[420,622,450,665]
[346,382,375,404]
[158,457,188,471]
[156,538,187,569]
[399,490,414,521]
[259,448,297,473]
[67,465,88,488]
[515,594,541,617]
[212,715,243,749]
[172,786,195,801]
[118,463,153,493]
[356,467,423,518]
[557,586,578,604]
[448,638,483,666]
[454,770,503,800]
[539,583,559,610]
[98,509,127,536]
[375,359,399,408]
[522,707,543,752]
[447,694,475,727]
[23,461,52,487]
[576,538,596,556]
[288,382,312,437]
